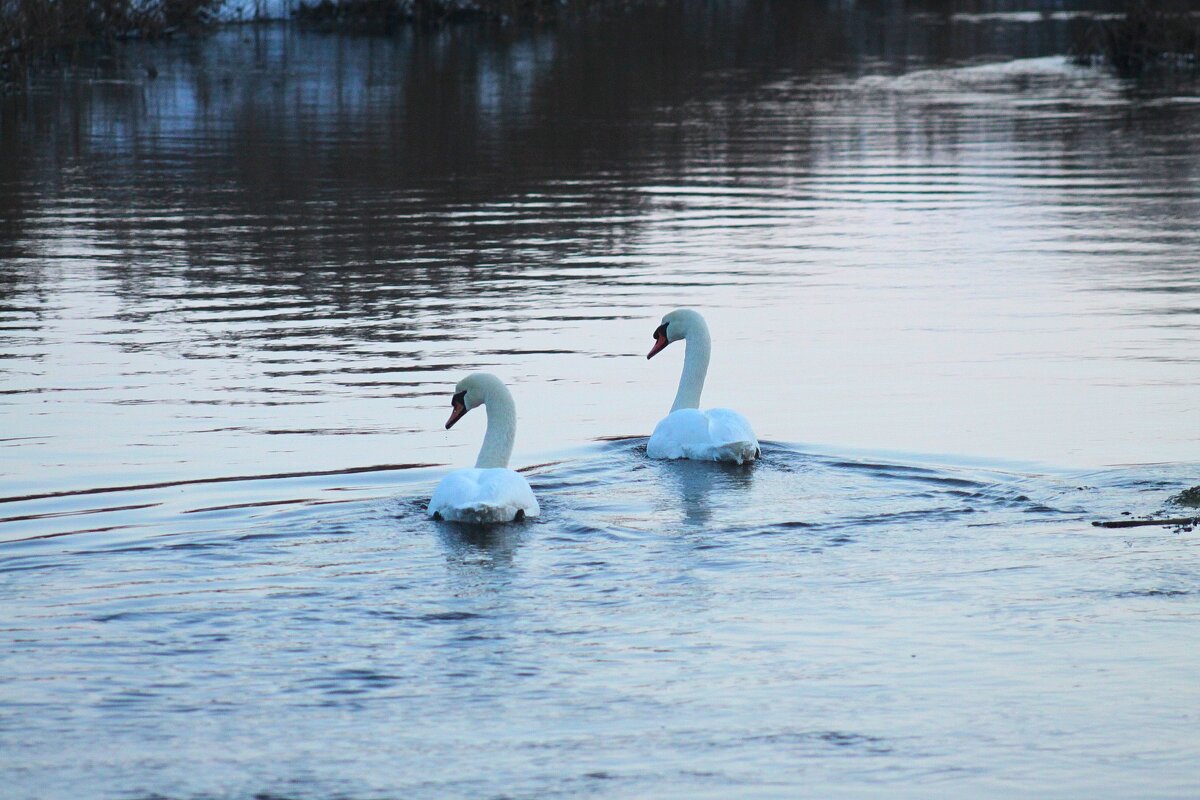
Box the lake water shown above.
[2,3,1199,797]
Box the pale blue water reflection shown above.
[3,441,1199,797]
[2,2,1200,797]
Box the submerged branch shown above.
[1092,516,1199,529]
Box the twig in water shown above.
[1092,517,1199,529]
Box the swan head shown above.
[647,308,707,359]
[444,372,502,429]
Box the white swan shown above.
[646,309,759,464]
[428,373,540,524]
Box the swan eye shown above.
[653,323,668,340]
[452,390,466,407]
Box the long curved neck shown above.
[672,325,711,412]
[476,388,516,469]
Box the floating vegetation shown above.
[1092,486,1200,531]
[1072,0,1200,73]
[1092,515,1197,530]
[1169,485,1200,508]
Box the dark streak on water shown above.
[2,1,1200,798]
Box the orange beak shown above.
[647,324,670,359]
[446,398,467,429]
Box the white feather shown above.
[647,408,759,464]
[429,467,540,524]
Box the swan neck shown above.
[672,326,710,412]
[475,389,516,469]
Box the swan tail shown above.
[706,439,759,464]
[706,409,759,463]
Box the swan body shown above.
[429,467,538,525]
[429,373,540,523]
[646,309,759,464]
[647,408,759,464]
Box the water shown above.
[3,2,1200,796]
[5,444,1200,797]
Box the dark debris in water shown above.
[1092,515,1197,531]
[1091,485,1200,531]
[1168,485,1200,508]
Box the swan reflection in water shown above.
[435,519,527,575]
[653,454,757,531]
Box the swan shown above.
[646,308,759,464]
[428,373,540,524]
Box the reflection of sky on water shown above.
[0,3,1198,502]
[1,7,1199,798]
[3,438,1197,798]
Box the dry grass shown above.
[1073,0,1200,73]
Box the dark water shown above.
[2,2,1200,797]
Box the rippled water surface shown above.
[2,2,1200,797]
